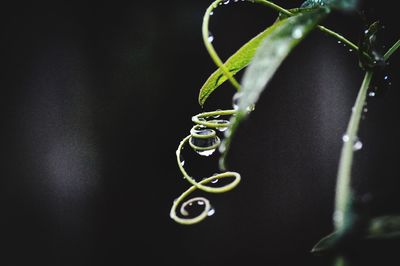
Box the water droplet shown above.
[219,141,226,153]
[368,91,376,97]
[232,92,242,110]
[349,48,353,52]
[337,40,342,44]
[223,0,230,4]
[189,128,220,156]
[196,149,216,156]
[179,154,185,166]
[353,140,363,151]
[211,178,219,184]
[208,32,214,43]
[208,119,230,132]
[197,200,205,206]
[292,26,304,39]
[342,135,363,151]
[207,207,215,216]
[211,111,221,118]
[191,127,214,137]
[246,103,255,112]
[363,107,368,113]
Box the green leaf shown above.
[198,22,282,107]
[311,232,338,254]
[219,8,328,170]
[311,216,400,255]
[367,216,400,239]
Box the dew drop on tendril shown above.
[207,207,216,216]
[208,119,229,132]
[189,127,220,157]
[196,149,216,156]
[208,32,214,43]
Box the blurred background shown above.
[2,0,399,265]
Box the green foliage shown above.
[219,8,327,169]
[172,3,400,265]
[301,0,357,10]
[198,22,282,107]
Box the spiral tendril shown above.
[170,109,241,224]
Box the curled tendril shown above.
[170,109,241,224]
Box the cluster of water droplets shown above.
[342,134,363,151]
[336,40,355,53]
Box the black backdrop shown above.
[2,0,400,265]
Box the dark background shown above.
[2,0,399,265]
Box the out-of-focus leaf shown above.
[219,8,328,169]
[301,0,357,10]
[311,232,338,254]
[367,216,400,239]
[358,21,385,70]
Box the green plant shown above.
[170,0,400,264]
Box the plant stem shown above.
[203,0,242,91]
[254,0,292,16]
[317,25,358,51]
[334,38,400,233]
[384,38,400,61]
[334,71,373,231]
[203,0,361,92]
[255,0,359,51]
[332,38,400,265]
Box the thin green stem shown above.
[384,38,400,61]
[317,25,358,51]
[334,71,373,231]
[334,38,400,233]
[254,0,359,50]
[203,0,241,91]
[253,0,292,16]
[203,0,360,93]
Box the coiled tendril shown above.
[170,110,241,225]
[170,0,369,225]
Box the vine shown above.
[171,0,400,264]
